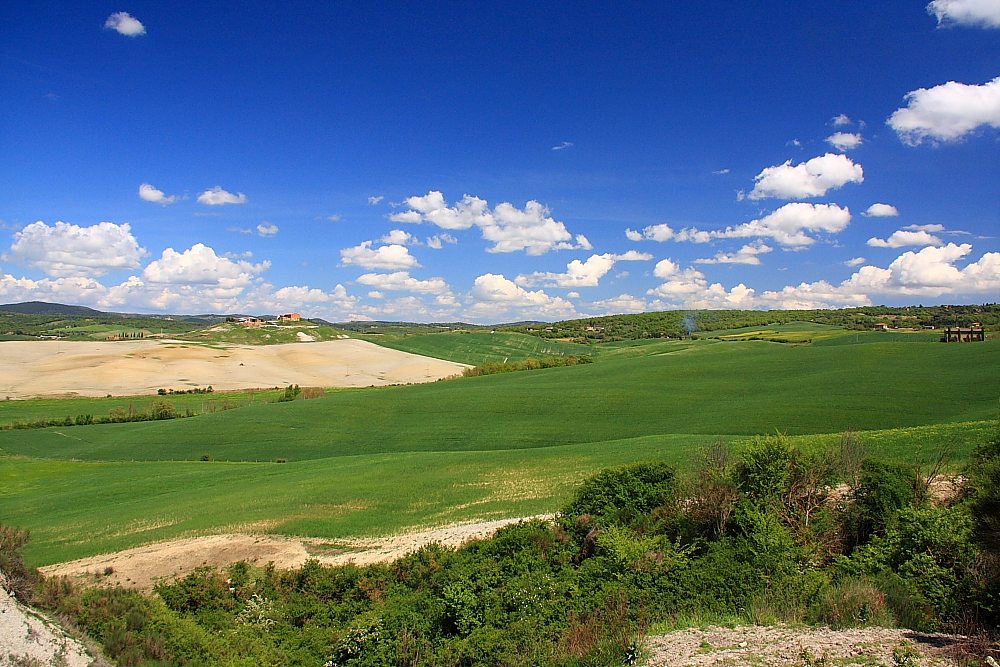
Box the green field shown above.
[0,331,997,567]
[371,330,595,364]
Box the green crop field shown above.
[371,330,595,364]
[0,332,997,568]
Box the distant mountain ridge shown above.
[0,301,105,316]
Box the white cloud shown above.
[625,224,711,243]
[904,223,946,232]
[142,243,267,287]
[328,214,342,221]
[927,0,1000,27]
[139,183,177,205]
[355,271,450,294]
[845,257,867,266]
[712,168,730,174]
[867,230,944,248]
[197,186,248,205]
[644,244,1000,311]
[694,241,773,265]
[863,203,899,217]
[514,251,653,288]
[368,291,384,299]
[466,273,577,320]
[104,12,145,36]
[831,114,852,126]
[390,191,590,255]
[368,196,384,205]
[552,142,574,150]
[585,293,649,315]
[228,227,253,234]
[426,233,457,249]
[340,241,420,270]
[746,153,864,200]
[888,76,1000,144]
[826,132,864,151]
[256,222,279,237]
[713,202,852,247]
[380,229,420,245]
[5,221,146,277]
[224,251,253,259]
[566,291,581,299]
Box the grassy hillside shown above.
[1,340,997,463]
[1,335,996,568]
[2,420,992,566]
[372,330,594,364]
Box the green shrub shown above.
[0,521,36,601]
[844,459,916,549]
[735,434,792,500]
[561,462,676,532]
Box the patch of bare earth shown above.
[0,576,96,666]
[645,625,963,667]
[39,516,552,591]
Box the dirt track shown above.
[39,517,552,590]
[646,624,963,667]
[0,339,466,398]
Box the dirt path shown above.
[645,625,963,667]
[0,339,466,398]
[39,516,552,590]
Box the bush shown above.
[0,521,36,601]
[562,462,676,531]
[844,459,916,549]
[735,434,792,500]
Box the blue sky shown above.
[1,0,998,322]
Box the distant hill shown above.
[0,301,106,316]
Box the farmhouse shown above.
[279,313,301,322]
[236,316,264,326]
[873,323,889,330]
[943,326,985,342]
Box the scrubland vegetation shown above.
[5,428,1000,666]
[0,313,998,665]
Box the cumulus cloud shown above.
[904,223,946,232]
[466,273,577,320]
[139,183,177,205]
[928,0,1000,27]
[197,186,248,205]
[642,244,1000,311]
[256,223,279,237]
[355,271,450,294]
[746,153,864,200]
[390,191,590,255]
[426,233,457,249]
[867,230,944,248]
[142,243,267,287]
[340,241,420,270]
[845,257,867,266]
[514,251,653,288]
[552,142,574,150]
[585,293,649,315]
[104,12,145,36]
[368,196,384,205]
[5,221,146,277]
[625,224,711,243]
[380,229,420,245]
[368,291,384,299]
[713,203,852,247]
[831,114,853,126]
[888,76,1000,145]
[694,241,773,265]
[826,132,864,151]
[863,203,899,217]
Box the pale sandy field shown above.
[0,339,467,398]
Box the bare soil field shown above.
[38,516,552,590]
[646,624,963,667]
[0,339,467,398]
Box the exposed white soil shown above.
[0,577,95,666]
[39,516,553,591]
[645,624,962,667]
[0,339,466,398]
